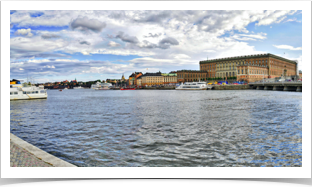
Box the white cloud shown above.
[108,41,121,47]
[15,28,33,37]
[284,18,301,23]
[228,32,267,41]
[256,10,296,26]
[273,45,302,51]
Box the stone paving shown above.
[10,140,53,167]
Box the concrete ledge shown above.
[10,133,77,167]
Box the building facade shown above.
[128,72,142,86]
[137,76,142,86]
[199,53,297,83]
[162,73,177,85]
[141,72,164,86]
[176,70,207,83]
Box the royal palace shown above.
[177,53,298,83]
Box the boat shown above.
[175,80,211,90]
[92,82,113,90]
[10,80,48,100]
[120,87,136,90]
[94,86,111,90]
[64,88,68,90]
[59,89,63,91]
[73,86,84,89]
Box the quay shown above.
[212,85,250,90]
[248,82,302,92]
[10,133,77,167]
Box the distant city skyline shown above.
[10,10,302,83]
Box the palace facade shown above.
[199,53,298,83]
[176,70,207,83]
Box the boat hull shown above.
[10,94,48,100]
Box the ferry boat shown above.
[73,86,84,89]
[91,82,113,90]
[10,80,48,100]
[92,82,113,90]
[175,81,211,90]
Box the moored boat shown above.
[92,82,113,90]
[10,80,48,100]
[176,80,210,90]
[73,86,84,89]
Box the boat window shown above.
[35,91,39,94]
[27,92,31,94]
[23,92,26,94]
[10,92,13,95]
[14,92,18,95]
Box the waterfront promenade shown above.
[10,133,76,167]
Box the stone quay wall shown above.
[212,85,251,90]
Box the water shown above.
[10,89,302,167]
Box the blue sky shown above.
[10,10,302,83]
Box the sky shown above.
[10,10,302,83]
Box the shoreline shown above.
[10,133,77,167]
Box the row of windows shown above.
[10,91,41,95]
[216,72,236,77]
[177,74,206,78]
[237,69,267,75]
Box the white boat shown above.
[91,82,113,90]
[175,81,211,90]
[10,84,47,100]
[73,86,84,89]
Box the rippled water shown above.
[10,89,302,167]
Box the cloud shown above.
[273,45,302,51]
[284,18,301,23]
[115,31,139,44]
[70,16,106,32]
[158,37,179,49]
[144,33,162,38]
[10,36,67,59]
[79,41,91,45]
[231,32,267,41]
[15,28,33,37]
[108,41,121,47]
[256,10,296,26]
[41,33,61,39]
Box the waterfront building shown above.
[162,73,178,85]
[199,53,298,83]
[128,72,142,86]
[141,72,164,86]
[137,76,142,86]
[176,70,207,83]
